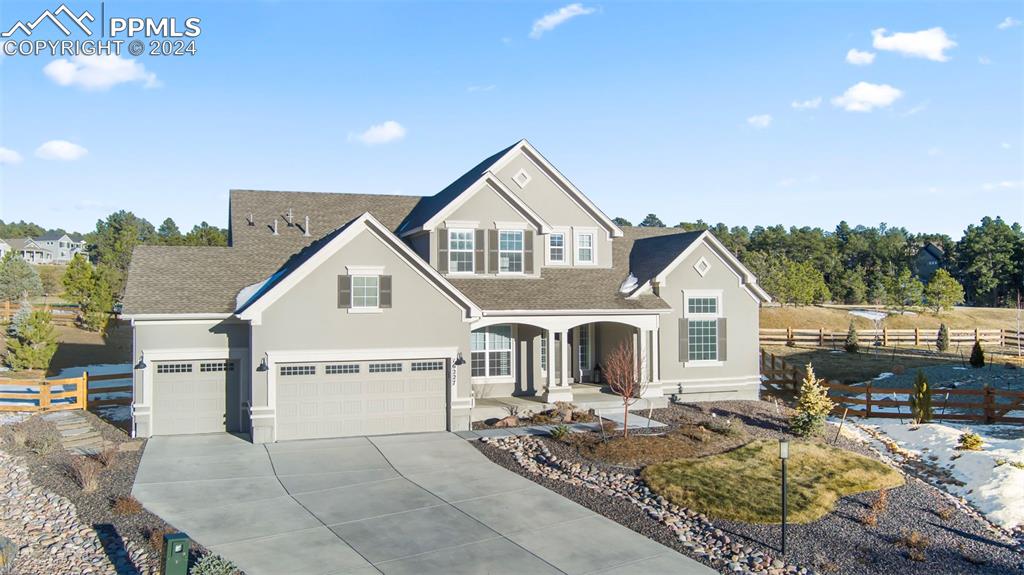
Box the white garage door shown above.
[275,358,448,441]
[152,360,238,435]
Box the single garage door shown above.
[276,358,448,441]
[152,360,239,435]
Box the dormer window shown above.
[548,233,565,263]
[351,276,379,308]
[498,230,524,273]
[448,229,475,273]
[576,232,594,264]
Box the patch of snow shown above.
[849,309,888,321]
[858,420,1024,529]
[236,278,269,311]
[618,273,639,294]
[873,372,894,380]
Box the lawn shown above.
[761,304,1020,331]
[642,439,904,524]
[761,344,961,383]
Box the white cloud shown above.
[982,180,1023,190]
[997,17,1021,30]
[35,140,88,161]
[1001,142,1012,149]
[348,120,406,145]
[530,3,596,39]
[467,84,496,92]
[746,114,773,128]
[0,147,23,165]
[831,82,903,112]
[44,55,159,91]
[846,49,876,65]
[791,97,822,110]
[871,27,957,62]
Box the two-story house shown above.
[34,231,87,263]
[123,141,769,443]
[4,238,53,264]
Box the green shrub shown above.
[5,309,57,370]
[969,341,985,368]
[844,321,859,353]
[957,431,983,451]
[790,364,835,437]
[909,370,932,424]
[936,323,949,352]
[189,553,239,575]
[6,299,32,336]
[549,424,571,440]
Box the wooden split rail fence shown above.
[0,372,132,413]
[759,349,1024,424]
[761,327,1021,348]
[0,301,79,326]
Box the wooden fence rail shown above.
[0,372,133,413]
[0,301,79,325]
[760,327,1019,347]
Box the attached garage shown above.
[151,360,241,435]
[275,358,448,441]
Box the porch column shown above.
[637,328,648,383]
[544,329,573,403]
[639,329,663,401]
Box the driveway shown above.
[133,432,715,575]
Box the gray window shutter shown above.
[338,275,351,309]
[488,229,499,273]
[717,317,727,361]
[379,275,392,308]
[474,229,485,274]
[678,318,688,362]
[524,231,534,274]
[437,228,448,273]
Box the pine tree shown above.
[844,321,860,353]
[7,299,32,336]
[62,254,94,304]
[6,310,57,370]
[80,273,114,333]
[639,213,666,227]
[0,253,43,302]
[936,323,950,352]
[790,363,835,437]
[910,370,932,423]
[969,340,985,368]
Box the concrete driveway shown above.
[133,432,715,575]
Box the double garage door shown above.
[151,360,240,435]
[275,358,448,441]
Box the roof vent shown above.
[303,215,310,237]
[285,208,294,226]
[247,213,255,226]
[272,219,279,236]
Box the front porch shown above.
[471,382,667,423]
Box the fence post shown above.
[882,328,888,347]
[2,300,8,321]
[984,386,994,424]
[865,383,872,418]
[81,371,89,409]
[39,382,50,411]
[974,328,980,342]
[787,326,793,343]
[819,328,825,346]
[914,327,920,346]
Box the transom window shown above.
[471,325,513,378]
[548,233,565,263]
[369,362,403,373]
[687,297,718,315]
[156,363,192,374]
[351,276,379,308]
[281,365,316,376]
[540,332,548,372]
[576,233,594,264]
[498,231,524,273]
[577,325,591,371]
[411,360,444,372]
[448,229,474,273]
[200,361,234,372]
[325,364,359,375]
[688,320,718,361]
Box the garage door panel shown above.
[153,361,237,436]
[276,359,447,441]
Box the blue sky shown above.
[1,1,1022,237]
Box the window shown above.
[156,363,192,374]
[688,320,718,361]
[281,365,316,376]
[200,361,234,372]
[498,231,524,273]
[548,233,565,263]
[471,325,513,378]
[576,233,594,264]
[687,297,718,315]
[411,360,444,372]
[540,332,548,372]
[369,362,402,373]
[448,229,474,273]
[351,276,379,308]
[326,364,359,375]
[577,325,591,371]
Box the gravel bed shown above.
[474,400,1024,575]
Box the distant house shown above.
[913,242,944,282]
[34,231,86,263]
[3,238,53,264]
[0,239,9,259]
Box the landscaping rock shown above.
[493,415,520,428]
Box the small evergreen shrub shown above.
[957,431,983,451]
[549,424,571,440]
[909,370,932,424]
[189,553,239,575]
[789,364,835,437]
[844,321,860,353]
[936,323,950,352]
[5,309,58,370]
[969,341,985,368]
[6,299,32,336]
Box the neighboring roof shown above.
[36,231,70,241]
[920,242,944,260]
[4,238,45,252]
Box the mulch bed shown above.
[474,400,1024,575]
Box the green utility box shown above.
[161,532,190,575]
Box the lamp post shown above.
[779,439,789,556]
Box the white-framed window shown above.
[688,320,718,361]
[684,291,723,364]
[498,230,524,273]
[471,325,513,378]
[351,275,379,308]
[687,297,718,315]
[548,233,565,263]
[577,325,591,372]
[576,232,594,264]
[448,229,474,273]
[540,332,548,373]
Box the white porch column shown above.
[639,328,663,401]
[544,329,573,403]
[559,330,570,388]
[546,329,556,390]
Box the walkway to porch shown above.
[471,383,667,423]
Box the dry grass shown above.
[642,440,904,524]
[861,489,889,526]
[761,345,959,384]
[566,422,748,467]
[146,526,176,554]
[66,456,102,492]
[899,529,930,562]
[111,495,143,515]
[91,447,118,467]
[761,305,1019,331]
